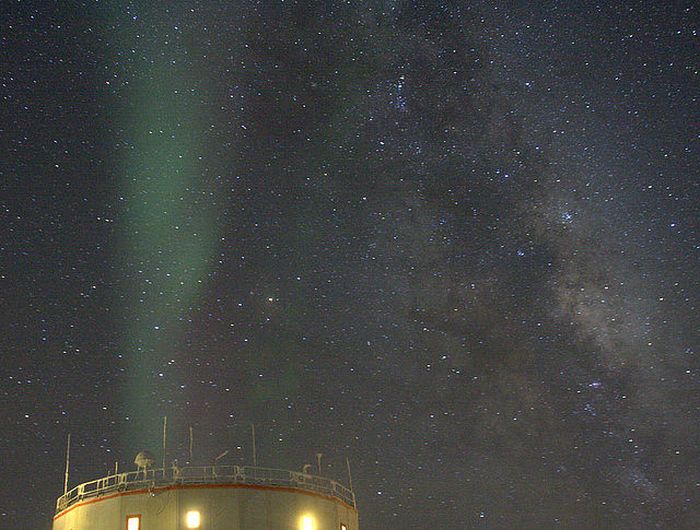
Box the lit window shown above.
[186,510,201,528]
[126,516,140,530]
[341,525,348,530]
[301,514,315,530]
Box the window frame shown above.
[126,514,141,530]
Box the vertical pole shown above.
[188,425,193,465]
[162,416,167,470]
[115,461,119,475]
[346,457,354,491]
[251,424,257,467]
[316,452,323,475]
[63,433,71,495]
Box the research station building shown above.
[53,452,358,530]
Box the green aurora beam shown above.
[109,8,219,452]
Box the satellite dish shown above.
[134,450,156,470]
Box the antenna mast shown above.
[162,416,167,469]
[346,457,354,491]
[63,433,71,495]
[251,424,257,466]
[188,425,193,464]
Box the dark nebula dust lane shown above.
[1,1,698,528]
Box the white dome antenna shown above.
[134,450,155,473]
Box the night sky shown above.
[1,1,698,528]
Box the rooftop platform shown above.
[56,464,356,514]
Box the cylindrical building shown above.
[53,462,358,530]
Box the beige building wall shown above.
[53,484,359,530]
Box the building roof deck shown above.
[56,464,356,514]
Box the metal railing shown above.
[56,464,356,513]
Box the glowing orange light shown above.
[301,514,315,530]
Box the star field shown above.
[1,1,698,528]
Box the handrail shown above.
[55,464,356,513]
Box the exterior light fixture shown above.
[301,514,315,530]
[186,510,201,528]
